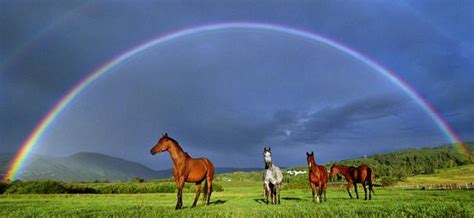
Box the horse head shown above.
[329,164,337,180]
[150,132,173,155]
[263,146,272,164]
[306,151,315,167]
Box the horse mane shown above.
[333,164,349,170]
[163,135,190,157]
[166,136,180,146]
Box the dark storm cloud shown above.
[288,94,411,144]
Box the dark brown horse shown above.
[330,164,375,200]
[150,133,215,209]
[306,151,328,203]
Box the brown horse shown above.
[330,164,375,200]
[150,133,215,209]
[306,151,328,203]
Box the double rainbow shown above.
[3,22,469,182]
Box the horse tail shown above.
[203,181,208,199]
[202,158,215,203]
[367,167,375,195]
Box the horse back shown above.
[356,164,371,183]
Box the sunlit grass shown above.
[397,164,474,186]
[1,181,472,217]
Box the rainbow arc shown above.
[3,22,469,182]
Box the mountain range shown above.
[0,152,260,182]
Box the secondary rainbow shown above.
[3,22,469,182]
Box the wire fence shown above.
[394,183,474,190]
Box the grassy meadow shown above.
[396,164,474,186]
[1,146,472,217]
[1,179,473,217]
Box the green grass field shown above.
[1,180,472,217]
[396,164,474,186]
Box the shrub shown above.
[93,182,176,194]
[4,180,68,194]
[130,177,145,183]
[212,183,224,192]
[0,181,7,194]
[64,184,97,194]
[380,176,397,187]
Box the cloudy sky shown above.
[1,1,473,170]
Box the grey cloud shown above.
[286,94,412,144]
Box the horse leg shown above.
[323,183,327,202]
[273,185,276,204]
[346,182,353,199]
[270,185,274,204]
[265,181,270,204]
[191,182,202,208]
[202,179,208,203]
[175,177,185,209]
[316,183,323,203]
[310,182,316,203]
[362,182,370,200]
[362,181,368,200]
[206,178,213,205]
[369,183,374,200]
[265,187,269,204]
[354,183,359,199]
[277,184,281,204]
[271,183,276,204]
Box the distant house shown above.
[286,170,307,176]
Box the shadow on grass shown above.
[209,200,227,205]
[282,197,302,201]
[254,196,303,204]
[254,198,267,204]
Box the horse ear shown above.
[306,152,309,156]
[310,151,314,155]
[164,132,168,137]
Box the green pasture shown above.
[396,164,474,186]
[1,180,472,217]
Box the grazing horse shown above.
[330,164,375,200]
[306,151,328,203]
[263,146,283,204]
[150,133,215,209]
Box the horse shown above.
[263,146,283,204]
[306,151,328,203]
[150,133,215,209]
[330,164,375,200]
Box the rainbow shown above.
[3,22,469,182]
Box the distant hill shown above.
[1,142,471,182]
[0,152,261,182]
[215,142,473,186]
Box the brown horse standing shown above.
[306,151,328,203]
[150,133,215,209]
[330,164,375,200]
